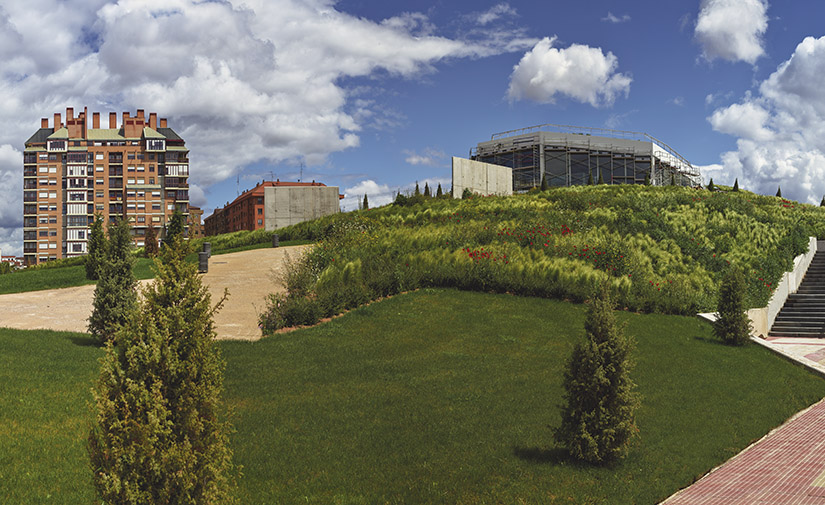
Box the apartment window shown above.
[137,178,145,184]
[39,178,48,185]
[96,153,104,160]
[149,178,154,184]
[137,191,145,197]
[127,191,136,197]
[39,166,48,173]
[127,179,135,185]
[152,216,161,222]
[96,191,104,198]
[49,166,57,173]
[96,165,103,172]
[96,203,104,210]
[149,164,155,172]
[49,179,57,185]
[49,230,57,236]
[39,153,48,160]
[152,203,161,210]
[128,166,135,172]
[137,165,144,171]
[39,230,48,237]
[49,243,57,249]
[39,216,48,224]
[49,204,57,211]
[39,204,48,211]
[257,219,262,225]
[49,217,57,224]
[96,178,104,185]
[127,152,136,160]
[168,204,175,210]
[257,208,262,215]
[137,216,146,223]
[137,203,145,209]
[39,191,48,198]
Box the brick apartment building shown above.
[204,180,342,236]
[188,206,204,239]
[23,107,189,265]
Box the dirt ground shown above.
[0,245,309,340]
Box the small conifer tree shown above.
[165,209,185,245]
[144,226,159,257]
[86,214,106,280]
[707,178,715,191]
[587,172,594,185]
[424,182,431,197]
[598,172,605,185]
[436,183,443,197]
[643,173,650,186]
[776,186,782,198]
[89,233,235,504]
[733,178,739,191]
[88,218,137,343]
[540,174,548,191]
[671,173,676,186]
[820,195,825,207]
[555,283,640,464]
[414,182,421,196]
[363,193,369,210]
[714,265,752,346]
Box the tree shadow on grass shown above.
[69,334,101,347]
[513,446,574,465]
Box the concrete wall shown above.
[451,156,513,197]
[263,185,340,230]
[698,237,818,337]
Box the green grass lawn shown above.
[2,289,824,504]
[0,240,310,295]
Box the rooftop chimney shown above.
[93,112,100,129]
[136,109,144,118]
[66,107,74,120]
[54,113,61,130]
[109,112,117,128]
[41,118,48,128]
[149,112,157,130]
[160,118,167,128]
[123,111,130,124]
[82,106,88,139]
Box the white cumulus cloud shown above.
[507,37,631,107]
[403,148,447,166]
[708,36,825,204]
[695,0,768,64]
[0,0,537,255]
[602,12,631,24]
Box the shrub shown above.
[462,188,473,199]
[554,283,640,464]
[733,178,739,191]
[85,214,106,280]
[88,233,236,504]
[714,265,752,345]
[88,219,137,344]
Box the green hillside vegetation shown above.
[260,185,825,331]
[3,290,824,504]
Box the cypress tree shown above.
[643,173,650,186]
[776,186,782,198]
[714,265,752,346]
[89,233,235,504]
[436,183,443,197]
[554,283,640,464]
[424,182,431,197]
[733,178,739,191]
[540,174,548,191]
[144,226,159,258]
[362,193,369,210]
[414,182,421,196]
[587,172,594,185]
[165,209,185,246]
[86,214,106,280]
[88,218,137,344]
[707,178,715,191]
[820,195,825,207]
[671,173,676,186]
[598,171,605,185]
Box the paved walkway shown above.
[664,395,825,504]
[663,336,825,504]
[0,245,308,340]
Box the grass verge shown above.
[2,289,824,504]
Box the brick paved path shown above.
[664,397,825,504]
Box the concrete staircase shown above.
[769,249,825,338]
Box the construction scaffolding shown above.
[470,123,703,192]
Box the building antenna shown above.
[237,174,240,196]
[299,161,304,183]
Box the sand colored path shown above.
[0,245,309,340]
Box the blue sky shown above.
[1,0,825,255]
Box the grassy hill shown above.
[3,289,824,504]
[258,185,825,331]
